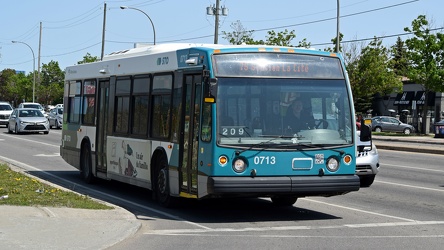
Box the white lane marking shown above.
[143,221,444,235]
[0,133,59,148]
[34,153,60,157]
[0,155,212,230]
[304,198,416,222]
[377,180,444,193]
[383,163,444,173]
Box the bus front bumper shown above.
[208,175,360,197]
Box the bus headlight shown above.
[233,158,247,173]
[326,157,339,172]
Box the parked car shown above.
[371,116,415,134]
[18,102,47,118]
[0,102,13,127]
[356,131,379,187]
[8,108,49,134]
[48,107,63,129]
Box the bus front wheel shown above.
[80,144,94,184]
[271,196,298,206]
[154,157,176,207]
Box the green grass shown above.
[0,164,112,209]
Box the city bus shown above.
[60,43,369,207]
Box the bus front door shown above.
[180,74,202,196]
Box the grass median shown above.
[0,163,112,209]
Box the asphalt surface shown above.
[0,134,442,249]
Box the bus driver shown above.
[285,99,315,133]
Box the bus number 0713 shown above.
[254,156,276,165]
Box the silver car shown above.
[356,131,379,187]
[48,107,63,129]
[8,108,50,134]
[371,116,415,134]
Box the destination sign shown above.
[213,53,344,79]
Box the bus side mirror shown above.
[203,69,217,103]
[360,119,372,142]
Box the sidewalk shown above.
[0,204,141,250]
[372,134,444,155]
[1,134,441,250]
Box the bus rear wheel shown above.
[80,144,94,184]
[271,196,298,206]
[154,157,176,207]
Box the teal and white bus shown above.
[61,43,368,207]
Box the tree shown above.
[324,33,344,52]
[222,21,302,47]
[38,60,65,105]
[221,20,254,45]
[264,29,296,46]
[350,37,402,113]
[404,15,444,133]
[77,53,99,64]
[0,69,32,106]
[390,37,409,77]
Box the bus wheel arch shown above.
[151,148,176,207]
[80,139,94,184]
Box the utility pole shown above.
[336,0,340,53]
[38,22,42,82]
[101,2,107,60]
[206,0,228,44]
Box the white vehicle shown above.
[48,107,63,129]
[356,131,379,187]
[18,102,47,118]
[0,102,13,127]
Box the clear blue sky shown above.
[0,0,442,74]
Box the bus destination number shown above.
[254,156,276,165]
[221,127,245,137]
[157,57,169,65]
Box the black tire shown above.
[44,131,49,134]
[80,144,94,183]
[15,124,19,134]
[7,124,12,134]
[359,175,375,187]
[375,127,382,133]
[154,157,176,207]
[271,196,298,206]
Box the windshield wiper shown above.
[296,143,345,155]
[235,135,288,156]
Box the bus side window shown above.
[151,74,173,138]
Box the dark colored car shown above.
[371,116,415,134]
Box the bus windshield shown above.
[216,77,353,147]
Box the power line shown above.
[311,26,444,46]
[155,0,420,43]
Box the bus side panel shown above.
[106,136,152,183]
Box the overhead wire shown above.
[15,0,426,63]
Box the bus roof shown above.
[65,43,341,81]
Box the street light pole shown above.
[12,40,36,102]
[120,6,156,45]
[336,0,340,53]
